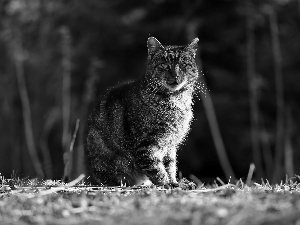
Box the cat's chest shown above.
[134,96,193,136]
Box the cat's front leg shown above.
[135,146,169,185]
[164,148,179,187]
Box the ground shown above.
[1,175,300,225]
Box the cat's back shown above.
[86,80,139,139]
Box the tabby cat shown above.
[84,37,200,186]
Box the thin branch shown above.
[70,119,80,153]
[284,107,294,177]
[246,163,255,186]
[13,29,44,178]
[246,2,264,179]
[267,6,285,182]
[189,174,203,187]
[60,26,72,153]
[63,119,80,180]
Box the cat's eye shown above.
[181,62,187,67]
[160,63,169,70]
[185,64,192,70]
[180,62,192,70]
[181,56,191,62]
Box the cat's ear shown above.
[185,38,199,57]
[147,37,164,55]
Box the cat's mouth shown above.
[162,77,187,92]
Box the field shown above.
[1,175,300,225]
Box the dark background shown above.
[1,0,300,183]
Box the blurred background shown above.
[0,0,300,183]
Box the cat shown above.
[84,37,200,186]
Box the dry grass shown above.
[1,174,300,225]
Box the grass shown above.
[1,174,300,225]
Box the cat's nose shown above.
[171,64,180,76]
[174,65,182,83]
[175,64,180,75]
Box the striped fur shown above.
[84,37,199,186]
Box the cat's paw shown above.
[178,178,197,190]
[163,182,179,189]
[140,179,153,187]
[170,182,179,188]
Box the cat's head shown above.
[145,37,199,94]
